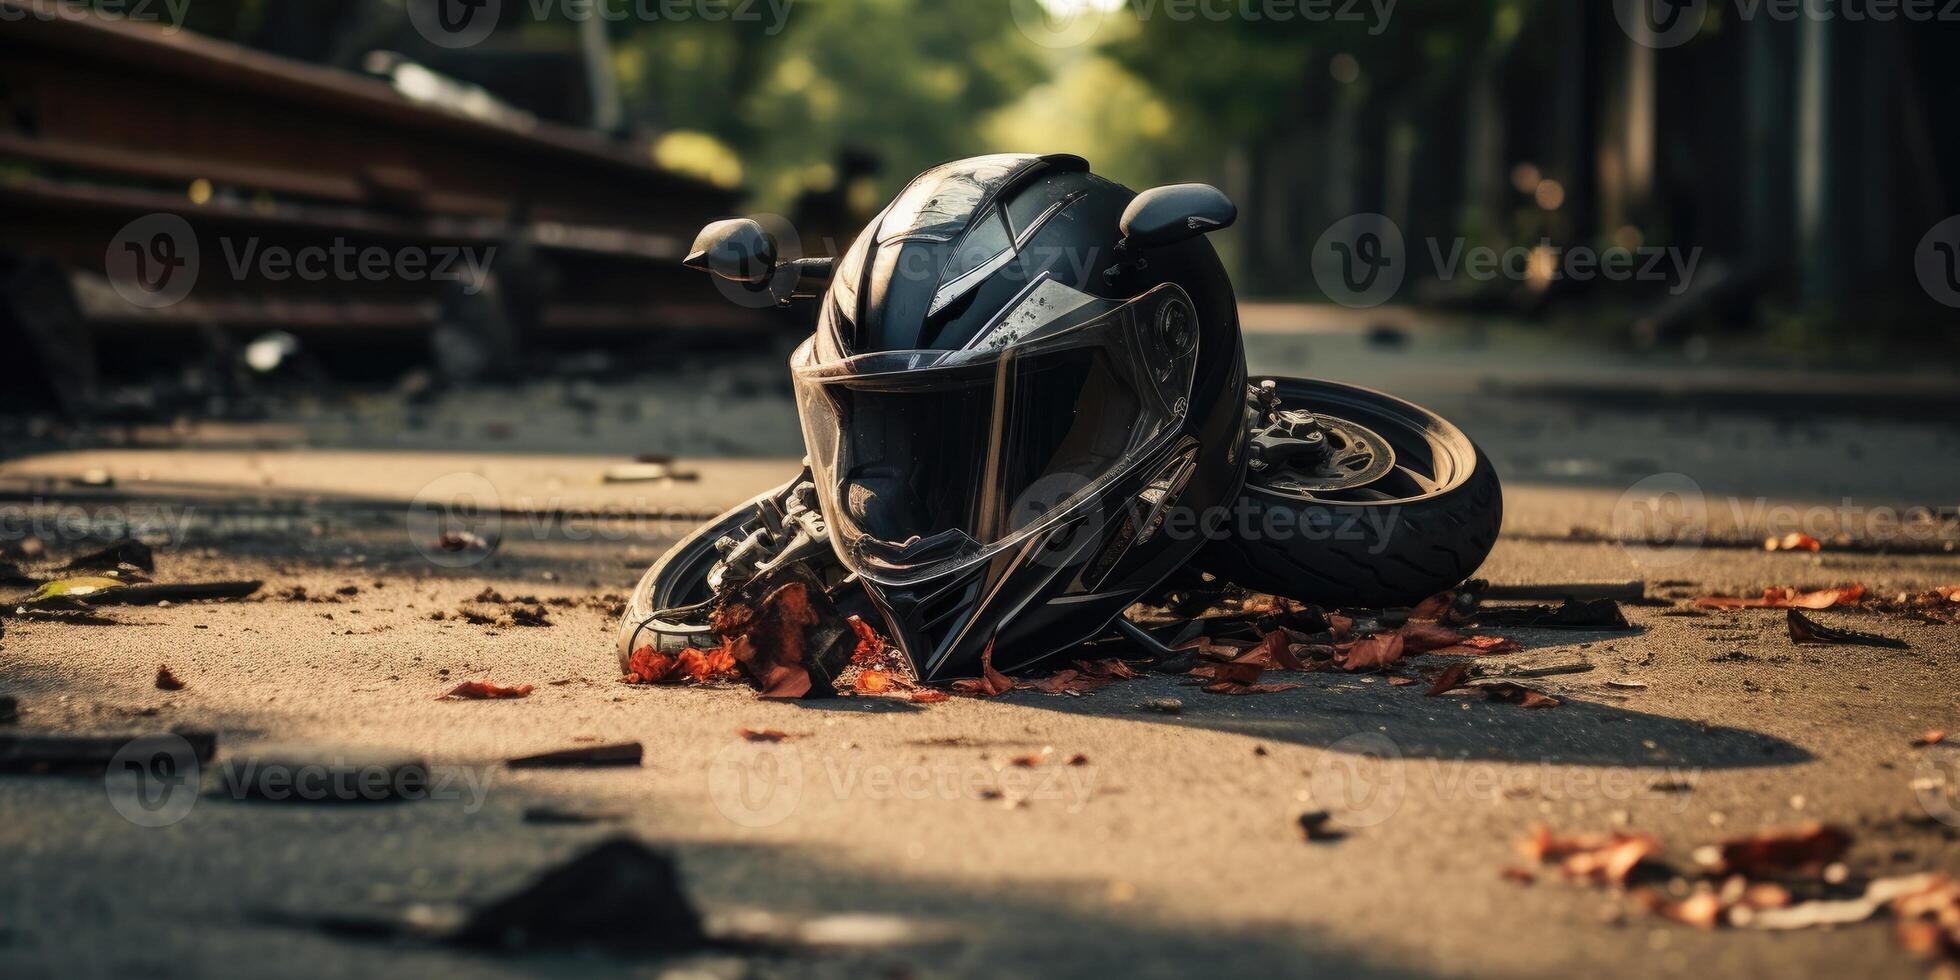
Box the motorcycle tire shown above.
[1197,376,1502,608]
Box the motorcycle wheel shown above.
[1197,377,1502,608]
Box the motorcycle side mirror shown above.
[1118,184,1237,250]
[683,218,779,284]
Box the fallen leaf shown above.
[853,669,898,694]
[909,688,951,704]
[948,638,1014,698]
[1785,609,1909,649]
[438,681,534,700]
[1396,621,1467,653]
[1430,634,1524,656]
[1193,661,1264,686]
[738,728,798,742]
[1334,632,1404,671]
[1518,826,1663,886]
[1715,823,1852,878]
[623,646,678,684]
[1424,662,1473,697]
[1913,730,1947,747]
[1073,658,1143,680]
[1693,584,1866,610]
[1764,532,1824,553]
[1009,753,1043,767]
[1408,591,1455,622]
[1202,681,1302,695]
[1387,675,1417,687]
[154,665,185,691]
[1066,753,1088,766]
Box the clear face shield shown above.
[791,277,1199,586]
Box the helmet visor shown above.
[792,279,1198,585]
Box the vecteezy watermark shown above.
[1914,747,1960,828]
[1011,0,1397,49]
[105,738,495,828]
[1311,214,1702,309]
[1617,0,1960,49]
[1916,214,1960,309]
[708,740,1100,827]
[1613,472,1709,569]
[106,214,497,311]
[407,0,794,48]
[0,0,190,33]
[408,472,506,568]
[105,734,204,828]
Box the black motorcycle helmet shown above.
[780,153,1248,682]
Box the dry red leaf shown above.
[949,638,1014,698]
[1387,675,1417,686]
[1066,753,1089,766]
[1397,622,1467,653]
[622,645,677,684]
[1241,630,1307,670]
[1764,532,1824,553]
[1518,825,1663,886]
[1203,681,1304,695]
[909,688,951,704]
[1715,823,1852,878]
[1335,632,1405,671]
[854,669,897,694]
[1430,635,1523,656]
[677,645,739,683]
[738,728,798,742]
[1425,661,1473,697]
[1327,614,1354,640]
[1073,657,1143,680]
[1009,753,1044,767]
[1196,661,1266,686]
[1409,591,1455,622]
[1913,730,1947,747]
[1692,584,1866,610]
[438,680,534,700]
[155,664,185,691]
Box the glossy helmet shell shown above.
[802,153,1246,681]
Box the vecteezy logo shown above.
[105,734,202,828]
[708,740,804,828]
[1613,0,1707,49]
[1008,0,1109,50]
[1915,215,1960,309]
[1612,472,1707,569]
[1914,748,1960,828]
[1307,732,1405,827]
[407,472,504,568]
[1312,214,1405,309]
[408,0,501,49]
[106,214,199,310]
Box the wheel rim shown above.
[1244,378,1478,505]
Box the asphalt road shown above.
[2,315,1958,978]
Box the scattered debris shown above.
[155,665,186,691]
[1764,532,1824,553]
[507,742,643,768]
[1425,662,1473,696]
[437,681,534,700]
[1693,584,1866,610]
[220,746,430,802]
[522,806,624,825]
[1137,697,1184,714]
[22,578,262,608]
[1482,581,1647,603]
[603,461,700,484]
[435,531,493,554]
[1785,609,1909,650]
[1517,825,1664,886]
[1477,598,1634,631]
[450,838,707,954]
[738,729,800,742]
[1713,823,1852,878]
[1297,810,1345,842]
[623,644,740,686]
[1475,682,1561,709]
[0,731,216,774]
[713,569,855,700]
[1912,730,1947,747]
[61,540,155,573]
